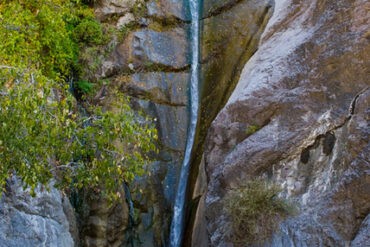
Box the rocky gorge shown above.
[0,0,369,247]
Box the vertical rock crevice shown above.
[185,0,275,246]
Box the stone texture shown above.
[76,188,129,247]
[95,6,191,244]
[186,0,273,244]
[351,214,370,247]
[0,178,77,247]
[147,0,190,21]
[197,0,370,246]
[117,72,189,106]
[194,0,273,163]
[117,13,135,28]
[202,0,241,19]
[113,27,189,72]
[95,0,137,20]
[123,93,188,246]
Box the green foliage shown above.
[0,0,94,80]
[73,18,103,45]
[224,180,295,245]
[0,69,157,197]
[131,1,147,18]
[0,0,157,198]
[246,125,261,135]
[118,22,139,41]
[75,80,94,94]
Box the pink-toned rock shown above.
[199,0,370,246]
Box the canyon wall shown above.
[1,0,369,246]
[194,0,370,246]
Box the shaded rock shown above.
[199,0,370,246]
[115,28,190,71]
[202,0,241,19]
[76,188,129,247]
[147,0,190,21]
[130,157,183,247]
[117,13,135,28]
[154,103,188,151]
[191,0,273,170]
[95,0,136,21]
[126,97,188,246]
[116,72,189,106]
[185,1,274,245]
[0,178,76,247]
[351,214,370,247]
[79,1,191,246]
[132,98,188,152]
[190,157,209,247]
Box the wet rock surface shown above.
[192,0,274,166]
[187,0,274,244]
[91,0,191,246]
[196,0,370,246]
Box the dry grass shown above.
[224,179,295,245]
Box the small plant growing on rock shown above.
[76,80,94,93]
[245,125,261,135]
[224,179,295,245]
[73,18,103,45]
[131,0,147,19]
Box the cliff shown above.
[193,0,370,246]
[0,0,369,246]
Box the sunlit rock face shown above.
[196,0,370,246]
[0,178,77,247]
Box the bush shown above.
[0,0,157,199]
[224,179,295,245]
[73,18,103,45]
[75,80,94,94]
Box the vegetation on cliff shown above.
[0,0,157,198]
[225,180,294,245]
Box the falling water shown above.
[169,0,200,246]
[123,182,135,247]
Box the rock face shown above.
[87,0,191,246]
[195,0,370,246]
[0,178,77,247]
[187,0,274,245]
[194,0,274,158]
[91,4,277,245]
[74,188,129,247]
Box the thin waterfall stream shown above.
[169,0,200,246]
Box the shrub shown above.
[224,179,295,245]
[131,1,147,18]
[118,22,138,41]
[73,18,103,45]
[75,80,94,94]
[0,0,157,199]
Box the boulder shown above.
[0,178,77,247]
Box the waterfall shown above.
[123,182,136,247]
[169,0,200,246]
